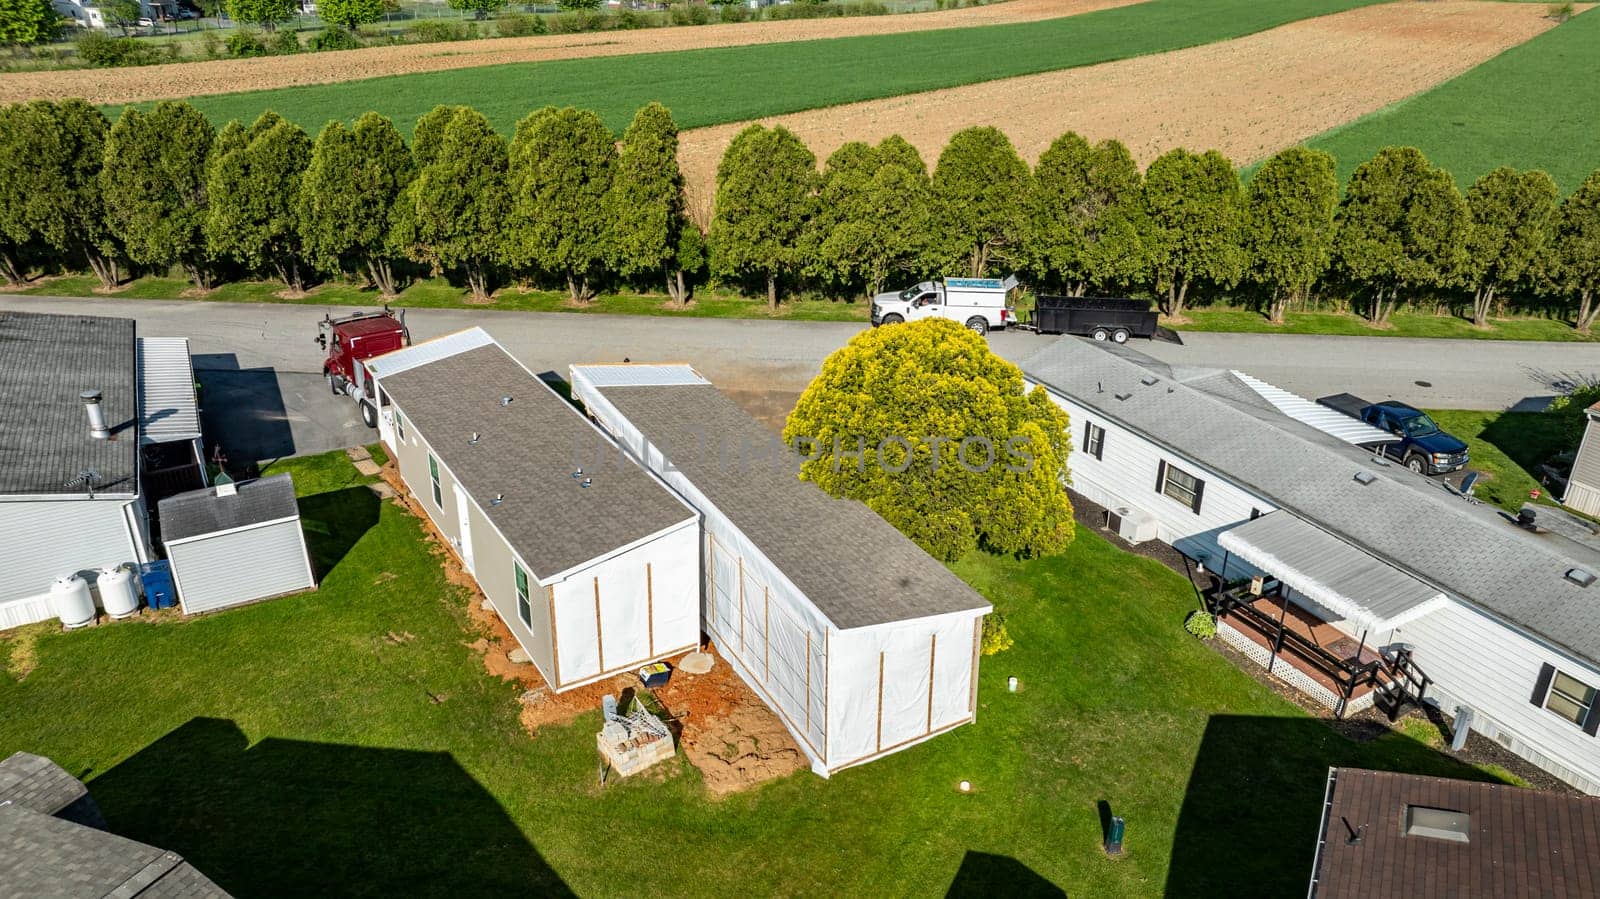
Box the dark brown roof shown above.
[593,382,991,629]
[379,344,695,581]
[1309,767,1600,898]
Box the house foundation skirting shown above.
[1217,622,1376,717]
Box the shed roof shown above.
[1309,767,1600,898]
[136,337,201,446]
[0,804,229,898]
[158,473,300,544]
[1219,512,1446,631]
[576,367,991,630]
[380,342,695,582]
[1023,338,1600,667]
[0,752,97,825]
[0,311,137,497]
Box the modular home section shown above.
[372,331,700,693]
[570,363,992,776]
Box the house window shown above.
[1404,806,1471,843]
[1083,422,1105,461]
[396,411,406,443]
[1157,460,1205,514]
[514,562,532,629]
[1543,669,1598,727]
[428,454,442,508]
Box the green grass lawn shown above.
[1306,8,1600,192]
[147,0,1383,137]
[19,274,872,322]
[1175,307,1598,342]
[1427,408,1572,513]
[0,449,1514,896]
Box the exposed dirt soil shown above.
[679,1,1574,211]
[0,0,1138,106]
[382,458,802,792]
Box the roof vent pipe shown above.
[81,390,109,439]
[500,395,513,407]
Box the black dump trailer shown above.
[1028,296,1160,343]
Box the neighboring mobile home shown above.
[1024,338,1600,795]
[570,364,992,776]
[368,330,701,693]
[1563,400,1600,517]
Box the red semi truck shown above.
[317,308,410,428]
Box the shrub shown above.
[718,3,748,22]
[409,19,477,41]
[981,612,1013,656]
[1184,610,1217,640]
[268,28,301,53]
[199,29,224,58]
[669,3,711,25]
[309,26,362,49]
[547,9,606,33]
[226,30,267,56]
[1545,383,1600,445]
[495,11,544,35]
[75,31,163,66]
[1548,2,1575,21]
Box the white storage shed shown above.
[570,363,992,776]
[159,473,315,615]
[370,331,701,692]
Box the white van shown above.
[870,276,1018,335]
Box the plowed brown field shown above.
[678,1,1573,213]
[0,0,1138,106]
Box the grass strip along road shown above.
[160,0,1387,136]
[1306,8,1600,192]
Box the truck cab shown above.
[871,277,1017,335]
[318,309,410,428]
[1362,401,1469,475]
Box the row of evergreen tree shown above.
[1,97,1597,330]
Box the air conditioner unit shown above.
[1115,506,1158,544]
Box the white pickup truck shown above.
[870,276,1018,335]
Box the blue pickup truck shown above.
[1317,394,1470,475]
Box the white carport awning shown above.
[1230,371,1398,446]
[137,337,201,445]
[1219,512,1446,632]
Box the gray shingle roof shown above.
[380,344,695,581]
[0,311,138,497]
[0,752,103,829]
[1023,338,1600,667]
[0,805,229,898]
[158,474,300,544]
[591,381,992,630]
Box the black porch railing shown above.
[1212,585,1386,718]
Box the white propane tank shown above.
[51,574,96,629]
[98,565,140,620]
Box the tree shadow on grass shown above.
[296,485,380,578]
[89,717,573,898]
[946,851,1065,898]
[1164,714,1511,897]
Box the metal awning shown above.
[136,337,201,445]
[1219,512,1446,632]
[1230,371,1398,446]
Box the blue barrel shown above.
[140,561,177,610]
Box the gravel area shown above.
[678,1,1572,212]
[0,0,1137,106]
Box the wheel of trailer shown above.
[1405,454,1425,474]
[360,400,378,429]
[1091,327,1110,342]
[1111,328,1130,344]
[881,313,904,325]
[966,316,988,336]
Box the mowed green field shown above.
[1307,8,1600,192]
[151,0,1386,137]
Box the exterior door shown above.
[453,483,475,574]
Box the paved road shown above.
[5,295,1592,459]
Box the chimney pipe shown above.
[81,390,109,440]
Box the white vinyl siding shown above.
[167,519,314,614]
[1034,386,1275,578]
[0,498,142,628]
[1393,600,1600,794]
[1565,418,1600,516]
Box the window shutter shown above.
[1094,428,1105,461]
[1585,704,1600,737]
[1531,663,1556,707]
[1082,423,1092,454]
[1191,478,1206,515]
[1156,460,1167,494]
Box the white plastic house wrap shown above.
[372,331,701,693]
[570,364,991,775]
